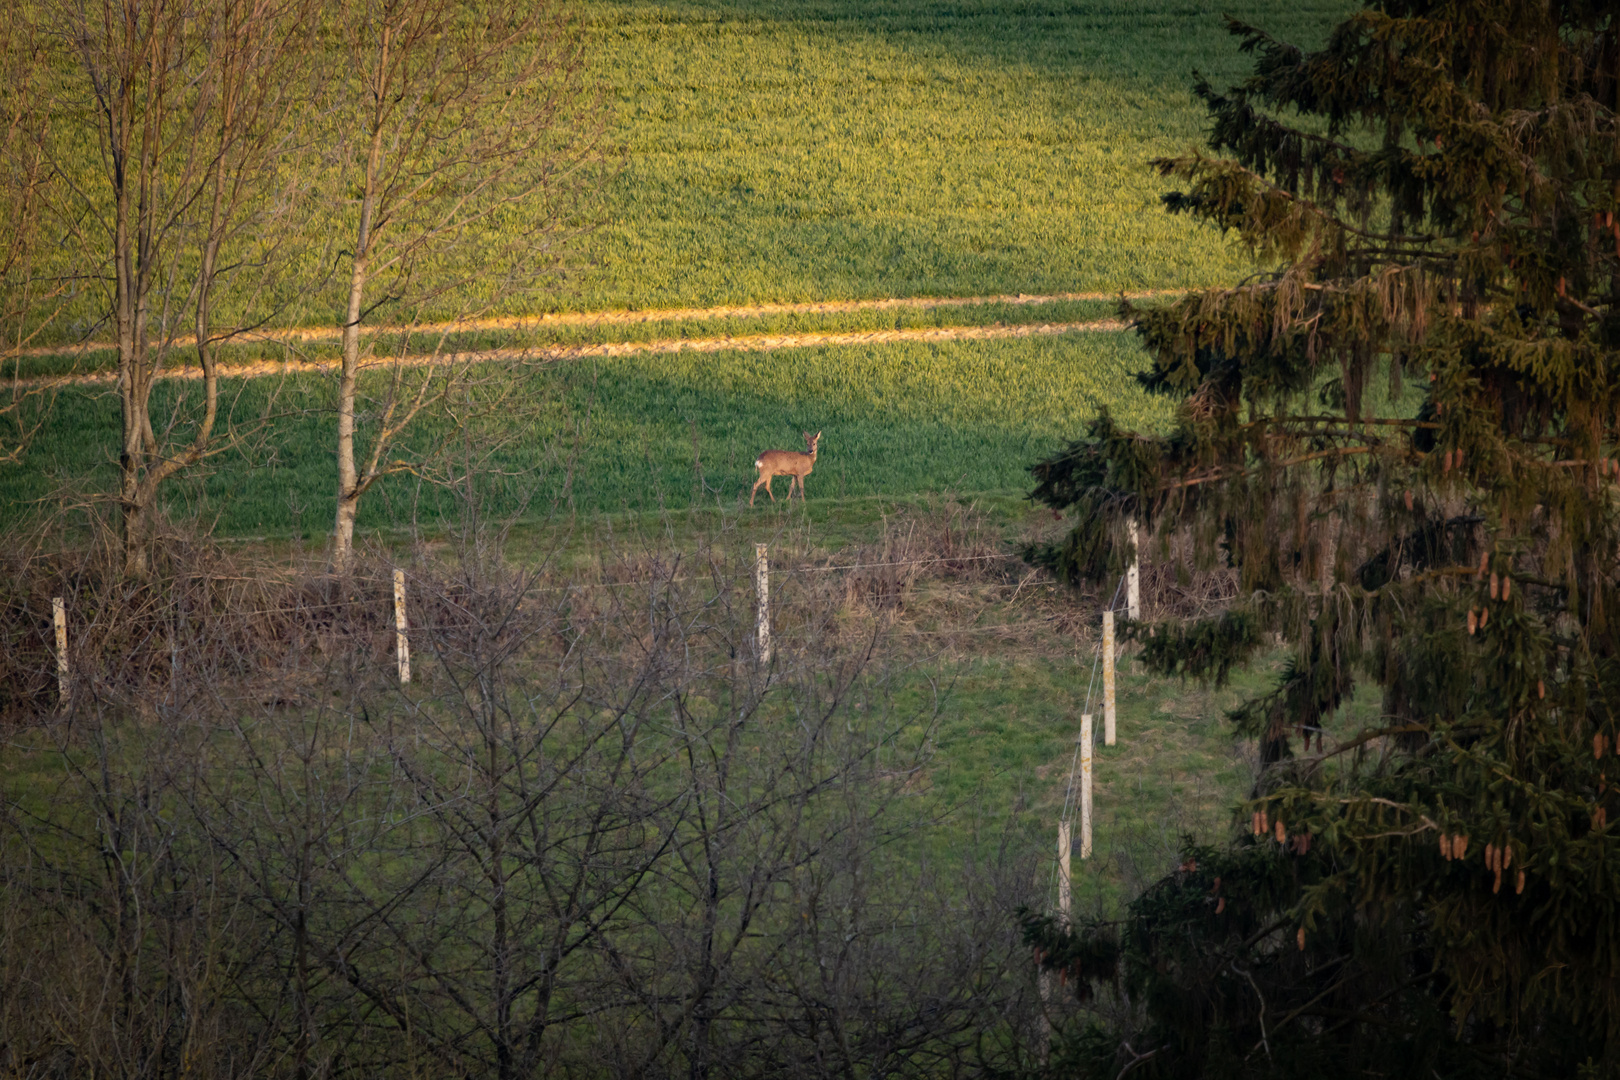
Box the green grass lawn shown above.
[925,654,1269,912]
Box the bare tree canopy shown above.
[0,0,604,574]
[323,0,607,571]
[22,0,326,574]
[0,531,1037,1079]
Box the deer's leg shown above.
[751,473,774,506]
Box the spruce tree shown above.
[1024,2,1620,1074]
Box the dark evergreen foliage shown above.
[1025,1,1620,1074]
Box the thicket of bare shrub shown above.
[791,498,1237,652]
[0,517,1044,1080]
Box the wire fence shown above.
[1049,575,1125,912]
[35,546,1085,700]
[33,536,1132,921]
[38,552,1029,619]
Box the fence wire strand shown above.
[1049,574,1126,913]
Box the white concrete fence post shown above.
[393,570,411,684]
[755,542,771,663]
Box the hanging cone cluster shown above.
[1485,842,1515,895]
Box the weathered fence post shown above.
[1127,518,1141,621]
[1058,820,1072,922]
[1040,815,1072,1056]
[52,597,68,706]
[393,570,411,684]
[755,542,771,663]
[1080,714,1094,858]
[1102,611,1116,745]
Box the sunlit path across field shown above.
[14,290,1170,361]
[20,316,1128,387]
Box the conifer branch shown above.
[1160,446,1375,492]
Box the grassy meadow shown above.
[6,0,1360,538]
[17,0,1356,342]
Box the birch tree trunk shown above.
[332,109,384,574]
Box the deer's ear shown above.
[815,431,821,439]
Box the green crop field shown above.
[568,0,1353,313]
[16,0,1355,346]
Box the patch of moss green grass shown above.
[770,636,1382,914]
[922,653,1258,914]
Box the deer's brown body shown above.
[751,431,821,506]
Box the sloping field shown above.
[567,0,1353,311]
[13,0,1353,343]
[3,0,1356,535]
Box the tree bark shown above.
[331,31,386,576]
[111,27,145,576]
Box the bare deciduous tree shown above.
[324,0,606,572]
[37,0,319,575]
[0,526,1041,1079]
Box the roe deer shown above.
[751,431,821,506]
